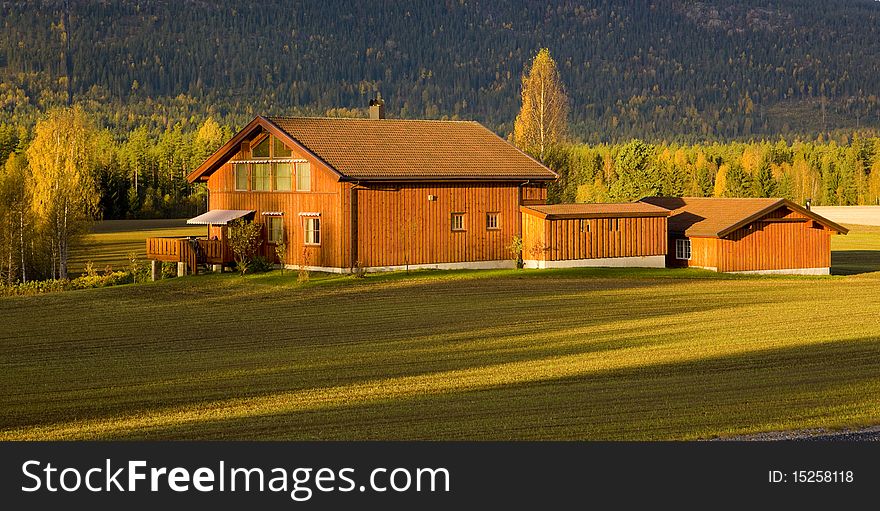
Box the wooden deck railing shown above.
[145,237,234,274]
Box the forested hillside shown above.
[2,0,880,141]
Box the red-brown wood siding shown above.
[353,182,522,267]
[523,215,667,261]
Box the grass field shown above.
[1,225,879,440]
[68,219,204,275]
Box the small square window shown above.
[304,217,321,245]
[580,219,591,233]
[486,212,500,230]
[451,213,465,231]
[675,239,691,260]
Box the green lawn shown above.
[68,219,204,275]
[1,225,879,440]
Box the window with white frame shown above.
[251,163,271,191]
[296,162,311,191]
[451,213,465,231]
[233,163,248,191]
[273,163,292,191]
[304,217,321,245]
[675,239,691,260]
[486,212,500,230]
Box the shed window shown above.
[267,216,284,244]
[252,136,270,158]
[675,239,691,260]
[233,163,248,191]
[451,213,465,231]
[296,162,311,191]
[304,217,321,245]
[486,212,500,230]
[274,163,292,191]
[580,219,591,233]
[251,163,271,191]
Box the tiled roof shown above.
[265,116,557,181]
[639,196,847,237]
[523,202,670,219]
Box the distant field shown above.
[831,224,880,275]
[1,225,879,441]
[811,206,880,227]
[68,219,204,275]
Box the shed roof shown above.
[522,203,670,220]
[639,197,848,237]
[187,115,557,183]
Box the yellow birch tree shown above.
[512,48,569,161]
[27,106,99,278]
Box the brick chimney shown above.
[369,94,385,120]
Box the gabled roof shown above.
[522,203,669,220]
[187,115,557,183]
[639,196,848,237]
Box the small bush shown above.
[508,236,524,269]
[298,248,311,284]
[161,262,177,278]
[83,261,98,278]
[248,256,273,273]
[127,252,150,283]
[351,260,366,279]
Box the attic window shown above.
[274,137,292,158]
[252,136,270,158]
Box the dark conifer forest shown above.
[2,0,880,226]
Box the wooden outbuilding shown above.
[147,110,556,274]
[520,203,669,268]
[639,197,848,275]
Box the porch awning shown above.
[187,209,255,226]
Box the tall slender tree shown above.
[512,48,569,161]
[26,106,99,278]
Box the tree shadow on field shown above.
[831,250,880,275]
[97,336,880,441]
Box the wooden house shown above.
[639,197,848,274]
[520,203,669,268]
[147,107,556,274]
